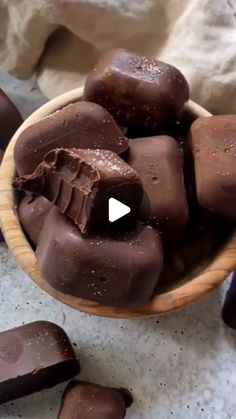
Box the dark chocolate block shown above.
[189,115,236,221]
[0,321,80,404]
[222,273,236,330]
[18,195,53,245]
[58,381,132,419]
[14,101,128,176]
[36,208,163,308]
[0,88,23,150]
[83,48,189,132]
[127,136,188,235]
[14,148,143,234]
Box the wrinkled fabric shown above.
[0,0,235,113]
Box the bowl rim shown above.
[0,86,236,318]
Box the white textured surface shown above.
[0,72,236,419]
[0,244,236,419]
[1,0,236,114]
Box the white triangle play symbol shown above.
[108,198,131,222]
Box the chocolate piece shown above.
[14,101,128,176]
[127,136,188,235]
[83,48,189,132]
[18,195,53,245]
[0,88,23,150]
[0,321,80,404]
[14,148,143,234]
[222,273,236,330]
[58,381,132,419]
[36,208,163,308]
[189,115,236,220]
[0,149,4,242]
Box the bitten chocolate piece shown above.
[14,101,128,176]
[14,148,143,234]
[222,273,236,330]
[58,381,132,419]
[36,208,163,308]
[189,115,236,220]
[0,88,23,150]
[127,136,188,235]
[0,321,80,404]
[18,195,53,245]
[83,48,189,132]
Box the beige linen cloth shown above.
[0,0,236,114]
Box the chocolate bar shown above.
[83,48,189,132]
[0,321,80,404]
[58,381,132,419]
[36,208,163,308]
[189,115,236,221]
[14,101,128,176]
[14,148,143,234]
[127,135,188,235]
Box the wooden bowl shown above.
[0,87,236,318]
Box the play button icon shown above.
[109,198,131,223]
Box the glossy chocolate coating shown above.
[189,115,236,220]
[127,136,188,235]
[222,273,236,330]
[0,88,23,150]
[0,321,80,404]
[58,381,131,419]
[18,195,53,245]
[14,101,128,176]
[83,48,189,132]
[14,148,143,234]
[36,208,163,308]
[0,149,4,241]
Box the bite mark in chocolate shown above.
[14,148,143,234]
